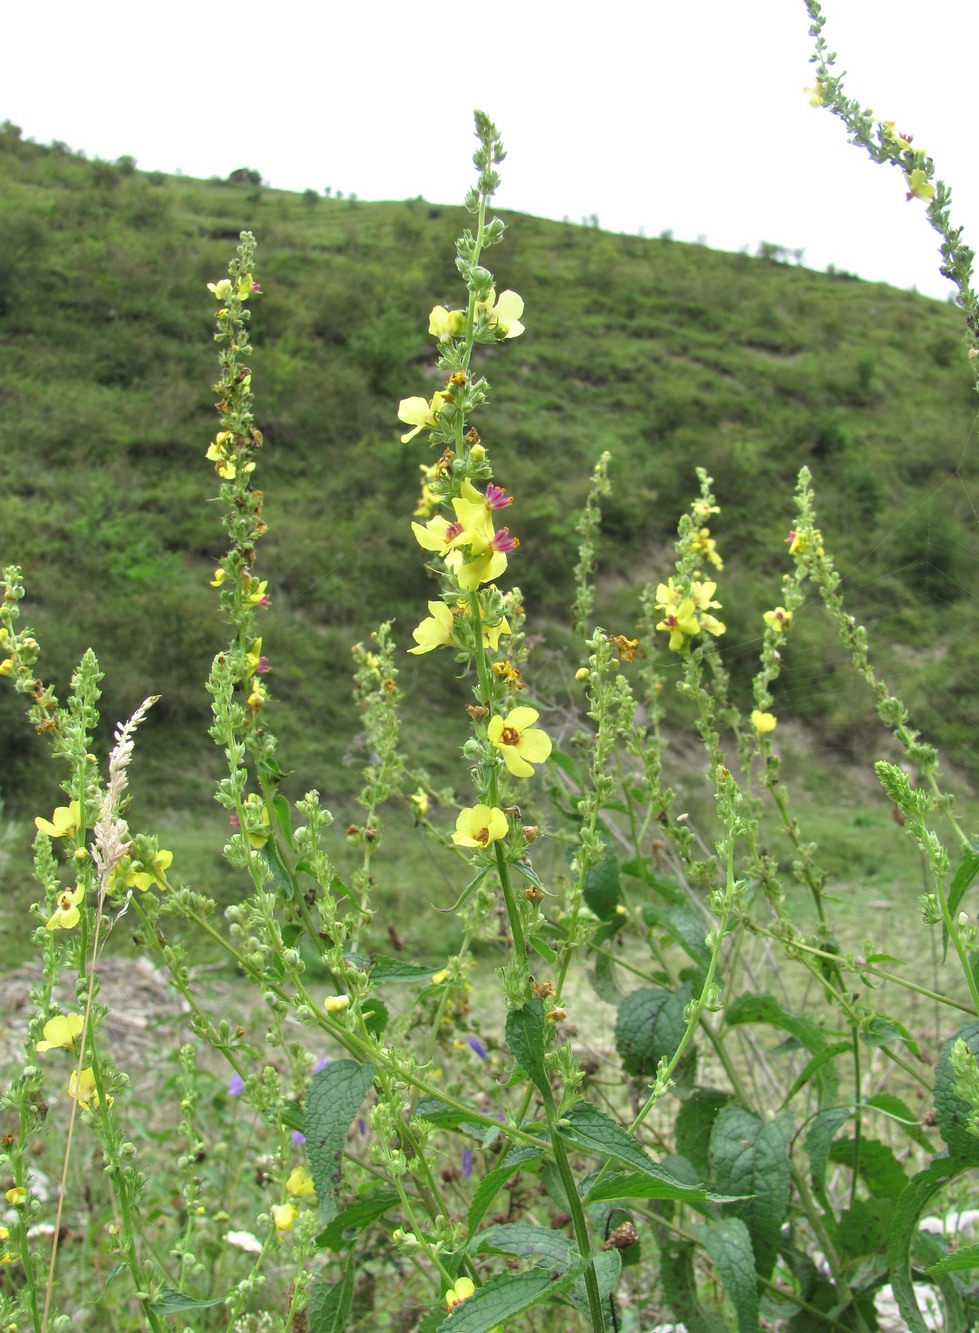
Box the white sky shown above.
[5,0,976,301]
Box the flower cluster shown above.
[654,578,726,651]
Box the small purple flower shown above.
[467,1037,489,1062]
[292,1130,306,1146]
[461,1148,474,1179]
[229,813,241,831]
[251,282,262,296]
[313,1056,331,1074]
[227,1073,245,1096]
[357,1118,367,1136]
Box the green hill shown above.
[1,120,976,817]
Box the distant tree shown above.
[228,167,262,186]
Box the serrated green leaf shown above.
[726,992,840,1108]
[466,1146,543,1238]
[587,917,626,1004]
[369,956,442,984]
[151,1288,229,1314]
[431,1268,563,1332]
[829,1136,908,1200]
[568,1249,621,1315]
[934,1020,979,1162]
[646,904,712,971]
[315,1186,401,1250]
[271,792,294,846]
[308,1255,356,1333]
[633,870,686,904]
[675,1088,734,1177]
[261,834,295,899]
[437,866,490,914]
[698,1217,759,1333]
[886,1159,960,1333]
[659,1241,728,1333]
[506,999,554,1112]
[864,1093,935,1152]
[528,935,557,964]
[415,1094,485,1135]
[803,1106,850,1211]
[476,1221,574,1269]
[781,1041,850,1110]
[361,997,388,1038]
[585,1168,744,1205]
[710,1105,793,1280]
[861,1013,920,1056]
[561,1100,664,1179]
[927,1242,979,1274]
[511,858,548,892]
[945,844,979,960]
[615,985,689,1079]
[583,840,621,920]
[305,1060,375,1202]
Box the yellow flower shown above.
[655,595,700,651]
[125,849,173,892]
[751,710,778,734]
[408,601,457,655]
[475,289,525,339]
[68,1067,109,1108]
[244,579,269,607]
[271,1203,299,1235]
[763,607,792,633]
[905,168,935,201]
[688,526,723,570]
[285,1167,315,1198]
[429,306,465,340]
[487,706,552,778]
[324,995,350,1014]
[804,83,825,108]
[445,1276,475,1311]
[452,805,509,849]
[4,1189,25,1208]
[207,279,233,300]
[45,883,84,931]
[409,788,431,818]
[482,614,511,651]
[398,390,450,444]
[210,567,227,587]
[35,800,81,840]
[36,1013,84,1053]
[205,439,236,479]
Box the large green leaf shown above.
[308,1255,356,1333]
[659,1241,728,1333]
[726,992,840,1107]
[644,903,713,971]
[829,1136,908,1200]
[431,1268,567,1333]
[864,1092,936,1153]
[314,1186,401,1250]
[586,1168,744,1206]
[583,840,621,920]
[304,1060,375,1202]
[675,1088,733,1177]
[710,1105,793,1280]
[150,1289,228,1314]
[934,1020,979,1162]
[466,1145,543,1238]
[476,1222,574,1268]
[803,1105,850,1210]
[562,1100,668,1178]
[506,999,554,1112]
[698,1217,759,1333]
[615,985,689,1079]
[886,1158,961,1333]
[945,844,979,960]
[927,1243,979,1274]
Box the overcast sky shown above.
[5,0,976,301]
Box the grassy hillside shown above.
[1,120,977,819]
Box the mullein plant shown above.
[5,11,979,1328]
